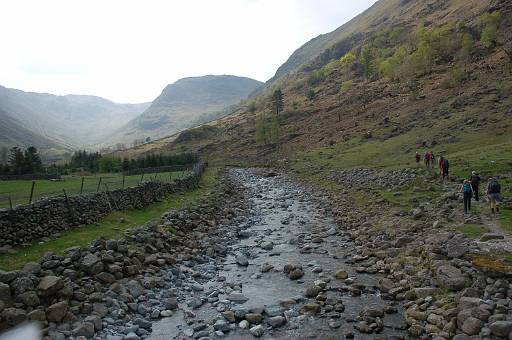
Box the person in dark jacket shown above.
[442,158,449,180]
[487,177,502,214]
[470,171,481,201]
[460,179,474,213]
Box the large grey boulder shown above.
[81,253,103,275]
[37,276,63,297]
[436,265,466,291]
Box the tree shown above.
[99,156,120,173]
[0,147,8,164]
[271,89,284,115]
[122,158,130,171]
[24,146,42,173]
[270,116,280,144]
[8,147,25,174]
[480,11,501,48]
[248,101,256,114]
[359,45,377,79]
[255,114,267,145]
[457,33,474,61]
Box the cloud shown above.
[0,0,378,103]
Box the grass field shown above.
[0,170,188,208]
[0,167,219,271]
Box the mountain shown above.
[0,109,62,150]
[0,85,150,149]
[105,75,262,146]
[114,0,511,176]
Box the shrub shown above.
[305,89,316,101]
[339,80,353,93]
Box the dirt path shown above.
[148,169,406,339]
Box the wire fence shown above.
[0,168,193,209]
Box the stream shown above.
[149,169,407,339]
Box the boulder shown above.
[480,233,505,242]
[490,321,512,337]
[73,321,95,338]
[436,265,466,291]
[37,276,63,297]
[46,301,68,322]
[80,253,103,275]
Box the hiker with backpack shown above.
[424,151,430,169]
[487,177,502,214]
[438,156,445,176]
[415,152,421,165]
[441,157,449,180]
[430,151,436,170]
[460,179,474,213]
[470,171,481,201]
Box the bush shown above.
[480,11,501,48]
[305,89,316,101]
[339,80,353,93]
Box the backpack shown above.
[489,180,501,193]
[463,182,472,193]
[443,159,449,169]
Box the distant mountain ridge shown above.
[105,75,262,145]
[0,85,150,151]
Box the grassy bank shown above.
[0,167,219,271]
[288,127,511,232]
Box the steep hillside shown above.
[115,0,511,175]
[105,75,262,146]
[0,85,149,148]
[0,109,64,150]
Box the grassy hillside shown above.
[114,0,511,178]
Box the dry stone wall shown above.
[0,163,207,248]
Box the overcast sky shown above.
[0,0,378,103]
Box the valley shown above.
[0,0,511,339]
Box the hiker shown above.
[470,171,481,201]
[415,152,421,165]
[487,177,502,214]
[460,179,474,213]
[424,151,430,169]
[438,156,444,176]
[429,151,436,170]
[442,157,449,180]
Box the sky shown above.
[0,0,378,103]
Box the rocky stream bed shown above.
[1,168,512,339]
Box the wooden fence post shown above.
[80,177,85,195]
[96,177,102,192]
[122,175,125,189]
[139,172,145,185]
[62,189,75,220]
[28,181,35,204]
[8,196,13,211]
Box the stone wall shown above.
[0,162,207,248]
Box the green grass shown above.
[455,224,490,239]
[0,167,219,271]
[0,170,188,208]
[498,208,512,234]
